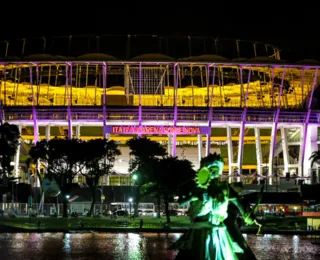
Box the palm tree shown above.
[309,150,320,168]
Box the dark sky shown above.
[1,3,318,60]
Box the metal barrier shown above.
[2,106,316,124]
[0,203,104,216]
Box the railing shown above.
[2,105,317,124]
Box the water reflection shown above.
[0,233,319,260]
[244,234,320,260]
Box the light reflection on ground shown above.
[0,233,319,260]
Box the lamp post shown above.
[128,197,133,214]
[96,187,104,216]
[131,174,137,186]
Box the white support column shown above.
[172,134,177,157]
[138,62,142,137]
[254,126,262,176]
[74,125,81,183]
[45,125,50,141]
[301,68,318,176]
[268,113,278,181]
[237,67,250,175]
[303,125,318,176]
[237,119,245,175]
[197,134,202,163]
[33,121,39,144]
[205,134,210,156]
[269,67,286,184]
[206,64,213,157]
[281,127,289,173]
[29,64,39,144]
[0,100,3,124]
[102,62,107,138]
[76,125,81,139]
[167,135,172,155]
[227,126,233,177]
[298,125,304,176]
[66,63,73,139]
[14,125,22,178]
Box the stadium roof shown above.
[0,34,283,61]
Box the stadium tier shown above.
[0,35,320,186]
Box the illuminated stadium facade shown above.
[0,35,320,186]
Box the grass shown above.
[0,215,308,232]
[0,216,191,230]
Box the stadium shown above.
[0,34,320,187]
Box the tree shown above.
[145,156,195,223]
[309,150,320,168]
[0,123,20,177]
[28,138,86,217]
[82,139,121,216]
[126,136,167,217]
[0,123,20,195]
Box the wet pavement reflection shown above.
[0,232,319,260]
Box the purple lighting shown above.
[108,125,209,135]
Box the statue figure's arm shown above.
[229,197,255,225]
[179,196,199,206]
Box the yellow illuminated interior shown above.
[0,63,317,108]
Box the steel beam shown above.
[301,68,318,176]
[66,63,72,139]
[102,62,107,138]
[29,64,39,144]
[237,67,251,175]
[269,67,286,180]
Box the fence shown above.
[0,202,105,216]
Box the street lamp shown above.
[96,187,105,217]
[128,197,133,214]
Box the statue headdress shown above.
[195,153,224,189]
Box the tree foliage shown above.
[126,136,167,216]
[309,150,320,168]
[0,123,20,177]
[142,156,195,223]
[127,136,167,176]
[82,139,121,216]
[28,138,87,217]
[0,123,20,195]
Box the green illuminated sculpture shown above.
[174,153,261,260]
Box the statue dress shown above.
[173,155,258,260]
[174,180,245,260]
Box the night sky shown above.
[1,3,318,61]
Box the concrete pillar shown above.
[281,127,289,174]
[237,122,245,175]
[67,107,73,139]
[45,125,50,141]
[254,126,262,176]
[167,135,172,155]
[205,133,211,156]
[197,134,202,163]
[172,134,177,157]
[298,125,304,176]
[303,125,318,176]
[76,125,81,139]
[269,115,279,184]
[227,126,233,182]
[14,125,22,178]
